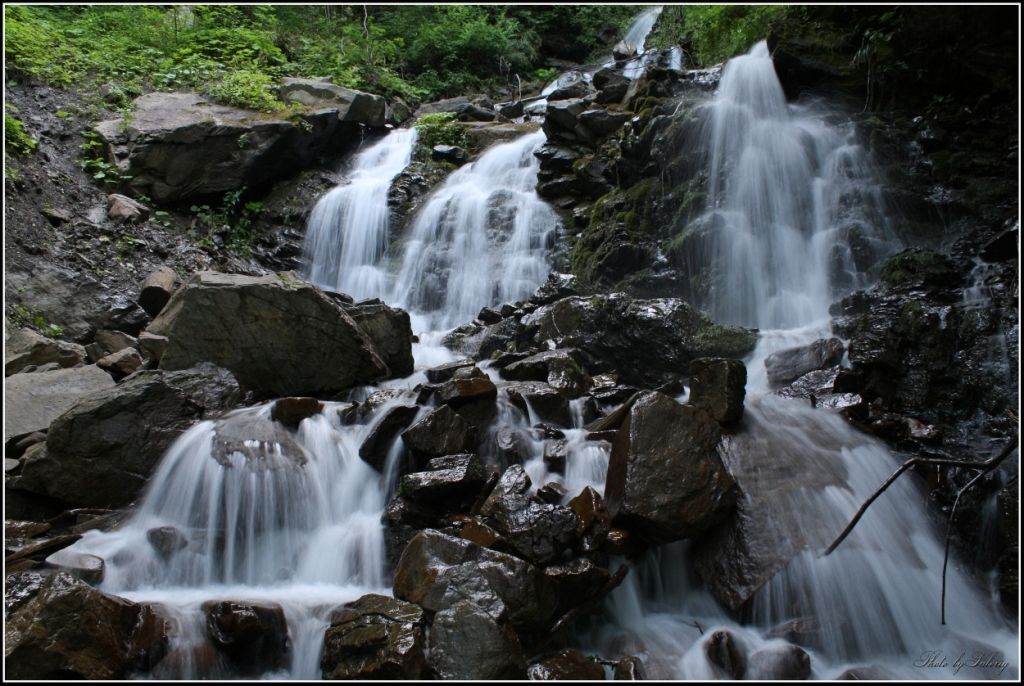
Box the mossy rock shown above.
[879,249,957,288]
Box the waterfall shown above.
[389,129,557,330]
[700,41,889,329]
[586,41,1017,680]
[621,5,664,79]
[302,128,417,301]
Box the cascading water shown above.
[302,128,417,301]
[620,5,664,79]
[584,41,1017,680]
[698,41,891,329]
[389,129,557,329]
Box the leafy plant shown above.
[190,188,264,256]
[79,130,129,186]
[205,70,283,112]
[5,107,37,155]
[8,303,64,338]
[413,112,470,152]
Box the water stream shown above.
[61,35,1016,682]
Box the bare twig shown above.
[940,466,991,624]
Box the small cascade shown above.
[696,41,891,329]
[390,129,557,329]
[620,5,664,79]
[302,128,417,301]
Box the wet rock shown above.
[94,329,138,356]
[107,193,150,223]
[43,548,104,584]
[980,223,1018,263]
[502,349,591,398]
[358,404,419,471]
[504,382,572,427]
[4,365,115,444]
[4,328,86,376]
[5,572,168,679]
[746,644,811,680]
[536,482,569,504]
[569,486,610,536]
[279,78,385,127]
[836,665,897,679]
[4,570,48,618]
[496,426,531,464]
[211,411,309,469]
[270,397,324,426]
[137,332,169,365]
[97,347,144,379]
[543,98,591,138]
[460,517,503,548]
[320,594,426,679]
[528,649,605,679]
[94,91,361,203]
[425,358,476,384]
[428,600,527,679]
[147,271,402,397]
[432,144,468,164]
[524,294,757,389]
[146,526,188,561]
[594,67,631,104]
[138,266,177,317]
[393,529,556,631]
[542,439,569,473]
[400,454,487,509]
[688,357,747,425]
[543,558,611,610]
[490,493,578,565]
[203,600,290,676]
[614,655,646,680]
[41,206,72,225]
[764,338,845,386]
[480,464,532,516]
[605,392,737,544]
[613,40,638,60]
[436,367,498,408]
[401,405,476,459]
[547,73,596,102]
[579,109,632,136]
[16,364,239,507]
[704,630,747,678]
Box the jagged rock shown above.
[594,67,631,104]
[579,109,632,136]
[536,481,568,504]
[427,600,526,679]
[480,465,531,515]
[764,338,845,386]
[461,121,541,148]
[542,438,568,473]
[528,649,605,679]
[202,600,290,676]
[106,193,150,223]
[688,357,747,425]
[490,494,578,565]
[41,207,72,225]
[523,294,757,388]
[95,329,138,356]
[4,570,48,618]
[146,526,188,561]
[746,644,811,680]
[416,95,496,122]
[4,365,115,444]
[703,630,748,679]
[436,366,498,407]
[547,72,596,102]
[399,454,487,509]
[4,328,86,376]
[359,404,419,471]
[320,594,426,679]
[504,382,572,427]
[425,358,476,384]
[543,98,592,141]
[341,298,415,378]
[270,397,324,426]
[543,558,610,610]
[211,411,309,468]
[432,144,468,164]
[138,266,177,318]
[97,347,143,379]
[401,405,475,459]
[147,271,405,397]
[94,91,361,203]
[605,392,737,544]
[393,529,556,631]
[501,349,591,398]
[4,572,168,679]
[278,78,386,127]
[386,97,413,126]
[137,332,169,365]
[16,364,239,507]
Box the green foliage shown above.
[9,303,64,338]
[507,5,637,63]
[5,107,37,155]
[413,113,470,152]
[79,131,129,186]
[190,188,264,256]
[205,70,282,112]
[663,5,791,66]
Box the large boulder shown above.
[392,529,556,632]
[605,392,738,544]
[523,294,758,388]
[336,298,414,381]
[688,357,747,425]
[4,572,168,679]
[147,271,409,397]
[528,649,606,680]
[4,328,86,376]
[4,365,115,445]
[427,600,527,680]
[278,78,386,127]
[399,454,487,509]
[15,364,239,507]
[400,405,476,459]
[93,92,361,203]
[764,338,845,386]
[320,594,426,679]
[202,600,290,676]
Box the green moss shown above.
[4,108,37,156]
[691,322,759,358]
[880,249,955,287]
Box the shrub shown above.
[5,108,37,155]
[205,70,283,113]
[413,112,470,151]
